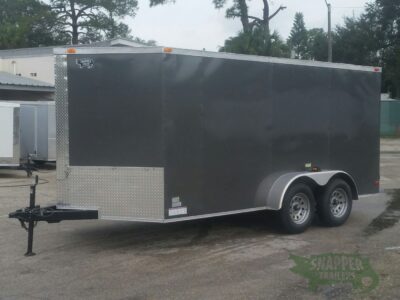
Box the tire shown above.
[279,183,316,234]
[318,179,353,227]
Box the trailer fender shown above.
[257,171,359,210]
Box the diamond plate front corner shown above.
[55,54,69,180]
[58,166,165,220]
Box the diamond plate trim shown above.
[61,167,164,219]
[55,55,69,180]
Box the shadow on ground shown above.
[364,189,400,235]
[62,211,291,254]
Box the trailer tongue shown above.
[9,176,98,256]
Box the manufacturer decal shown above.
[171,196,182,208]
[76,58,94,69]
[168,207,187,216]
[169,196,187,216]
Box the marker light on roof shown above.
[66,48,77,54]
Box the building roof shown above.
[0,101,20,108]
[0,38,147,58]
[0,72,54,92]
[77,38,147,48]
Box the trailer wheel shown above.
[279,183,316,234]
[318,179,352,227]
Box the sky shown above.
[128,0,373,50]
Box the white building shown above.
[0,38,146,86]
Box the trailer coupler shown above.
[9,176,98,256]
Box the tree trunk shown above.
[70,0,79,44]
[262,0,271,53]
[72,22,79,44]
[109,12,116,38]
[238,0,250,33]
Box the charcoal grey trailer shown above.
[10,47,381,254]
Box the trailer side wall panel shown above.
[162,55,380,219]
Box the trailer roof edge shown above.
[53,47,382,73]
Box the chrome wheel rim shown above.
[330,188,348,218]
[289,193,311,224]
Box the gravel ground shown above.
[0,139,399,300]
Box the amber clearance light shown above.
[66,48,77,54]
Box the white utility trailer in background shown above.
[0,102,20,167]
[18,101,56,163]
[0,101,56,175]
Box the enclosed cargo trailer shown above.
[18,101,56,162]
[0,101,55,176]
[0,102,20,167]
[10,47,382,255]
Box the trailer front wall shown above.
[56,54,165,220]
[68,54,164,167]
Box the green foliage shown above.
[132,37,157,46]
[269,31,291,58]
[287,14,328,61]
[0,0,68,49]
[104,21,131,40]
[307,28,328,61]
[51,0,138,44]
[0,0,154,48]
[151,0,287,58]
[333,16,379,66]
[333,0,400,98]
[287,13,308,59]
[214,0,287,57]
[374,0,400,98]
[220,28,289,58]
[149,0,174,6]
[220,30,256,55]
[213,0,226,9]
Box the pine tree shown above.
[288,13,309,59]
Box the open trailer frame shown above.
[10,47,381,255]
